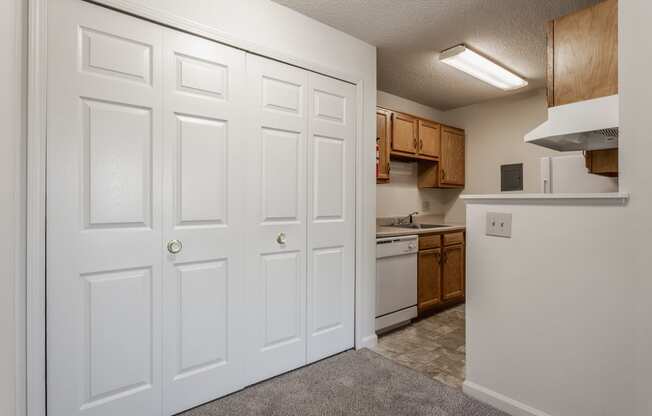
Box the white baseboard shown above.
[463,381,553,416]
[357,334,378,349]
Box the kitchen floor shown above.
[372,304,465,388]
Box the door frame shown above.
[26,1,375,415]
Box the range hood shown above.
[525,94,618,151]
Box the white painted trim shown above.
[26,2,374,415]
[463,381,553,416]
[26,0,47,414]
[358,334,378,350]
[461,192,629,202]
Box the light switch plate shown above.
[486,212,512,238]
[422,200,431,211]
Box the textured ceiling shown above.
[272,0,602,110]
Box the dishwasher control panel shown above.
[376,235,418,258]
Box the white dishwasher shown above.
[376,235,418,333]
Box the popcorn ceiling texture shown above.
[273,0,602,110]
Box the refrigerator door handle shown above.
[540,157,552,193]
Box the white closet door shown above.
[244,54,309,383]
[46,1,164,415]
[306,73,356,362]
[161,30,247,414]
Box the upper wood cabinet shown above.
[391,112,418,155]
[418,120,441,159]
[439,127,465,187]
[376,109,391,183]
[547,0,618,107]
[377,106,464,188]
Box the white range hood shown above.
[525,94,619,151]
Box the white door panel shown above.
[307,73,356,362]
[47,2,356,415]
[47,1,163,415]
[161,30,247,415]
[244,54,308,383]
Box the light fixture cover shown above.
[439,45,528,91]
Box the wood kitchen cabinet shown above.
[417,231,465,315]
[546,0,617,107]
[546,0,619,176]
[442,244,464,300]
[418,119,440,159]
[391,112,418,155]
[376,108,391,183]
[418,249,442,313]
[585,148,618,177]
[377,106,465,187]
[440,127,465,187]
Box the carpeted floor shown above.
[180,348,507,416]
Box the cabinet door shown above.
[391,112,418,154]
[442,244,464,301]
[441,127,465,187]
[551,0,618,106]
[418,120,440,159]
[418,248,442,313]
[376,109,391,181]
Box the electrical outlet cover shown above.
[486,212,512,238]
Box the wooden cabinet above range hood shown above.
[528,0,619,176]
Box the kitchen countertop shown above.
[376,215,465,238]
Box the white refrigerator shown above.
[540,154,618,194]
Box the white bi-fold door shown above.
[46,1,356,416]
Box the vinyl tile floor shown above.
[372,304,466,388]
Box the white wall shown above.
[376,91,462,219]
[0,0,26,415]
[464,1,651,415]
[620,1,652,414]
[378,90,447,121]
[443,90,564,223]
[464,201,631,416]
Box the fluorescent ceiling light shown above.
[439,45,528,91]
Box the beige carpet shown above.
[180,349,507,416]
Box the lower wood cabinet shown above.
[442,244,464,300]
[418,248,442,312]
[418,232,465,314]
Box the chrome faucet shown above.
[397,211,419,225]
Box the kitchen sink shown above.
[390,223,448,229]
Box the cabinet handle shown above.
[420,139,423,150]
[435,252,441,265]
[441,170,446,180]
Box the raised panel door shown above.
[46,2,164,415]
[391,112,418,154]
[306,73,356,362]
[418,120,440,159]
[376,109,391,181]
[441,127,465,187]
[244,54,308,384]
[442,245,465,300]
[418,249,442,313]
[161,30,247,414]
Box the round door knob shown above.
[167,239,182,254]
[276,233,287,245]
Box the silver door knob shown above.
[167,239,182,254]
[276,233,287,245]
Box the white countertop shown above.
[461,192,629,202]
